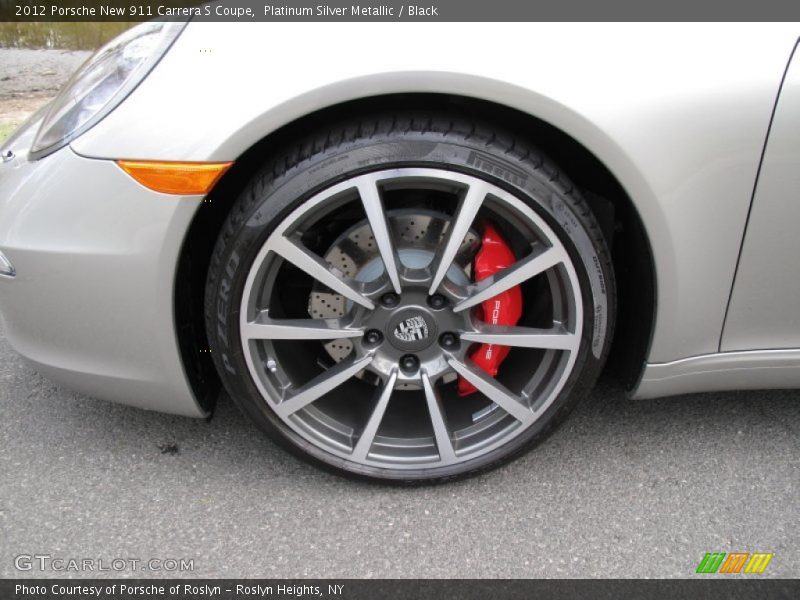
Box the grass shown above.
[0,121,19,143]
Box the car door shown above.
[722,40,800,351]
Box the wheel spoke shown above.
[271,236,374,310]
[357,177,402,294]
[243,312,363,340]
[421,372,457,463]
[460,324,578,351]
[454,245,566,312]
[275,355,373,418]
[447,358,533,423]
[351,370,397,461]
[428,182,489,294]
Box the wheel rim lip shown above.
[239,167,584,471]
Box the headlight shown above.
[30,21,186,160]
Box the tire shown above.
[204,111,615,483]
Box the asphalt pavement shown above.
[1,320,798,579]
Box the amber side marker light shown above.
[117,160,233,195]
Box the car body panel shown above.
[634,348,800,399]
[70,23,797,371]
[721,42,800,351]
[0,122,206,417]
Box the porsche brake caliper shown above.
[457,223,522,396]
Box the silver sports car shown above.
[1,22,798,482]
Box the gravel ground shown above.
[1,316,798,579]
[0,48,89,134]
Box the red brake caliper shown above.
[457,223,523,396]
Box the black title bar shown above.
[2,0,800,22]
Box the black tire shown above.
[204,111,616,483]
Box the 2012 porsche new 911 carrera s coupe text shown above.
[1,21,799,481]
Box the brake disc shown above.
[308,209,479,386]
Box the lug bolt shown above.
[381,292,400,308]
[400,354,419,374]
[364,329,383,345]
[428,294,447,309]
[440,332,458,349]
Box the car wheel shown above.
[205,112,615,483]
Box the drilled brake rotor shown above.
[308,209,479,386]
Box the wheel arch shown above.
[175,89,658,412]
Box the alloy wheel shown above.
[238,168,583,470]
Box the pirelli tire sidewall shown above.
[205,126,616,482]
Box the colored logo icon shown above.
[696,552,774,574]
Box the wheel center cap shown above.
[386,308,438,352]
